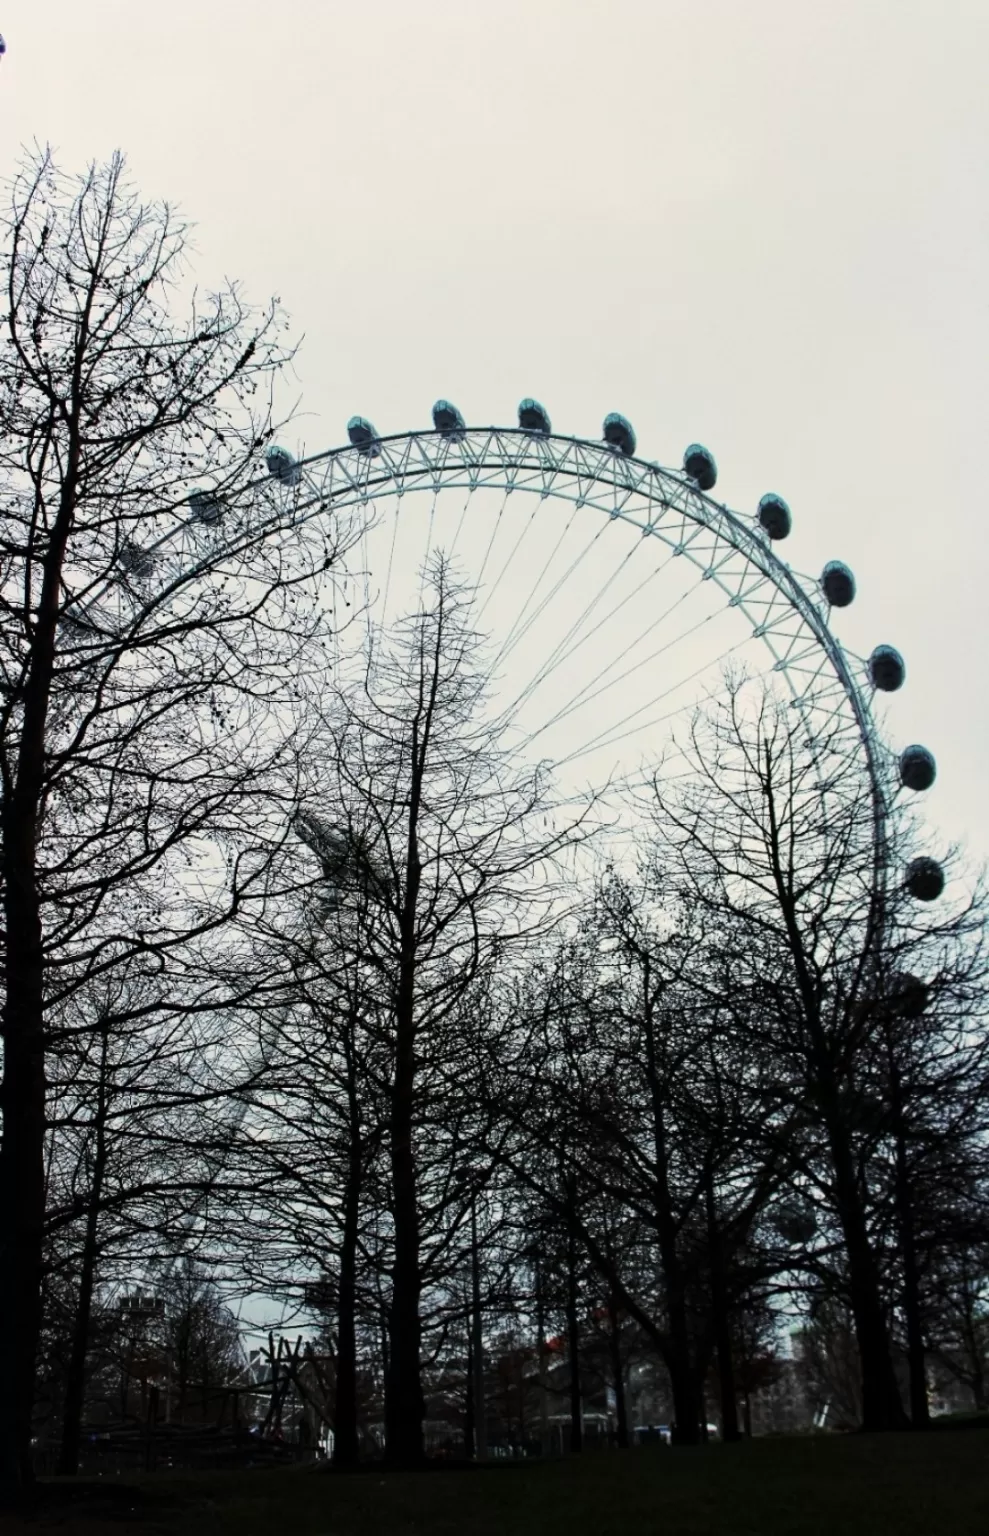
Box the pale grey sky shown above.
[3,0,987,857]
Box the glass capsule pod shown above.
[432,400,466,441]
[904,856,945,902]
[899,744,936,793]
[684,444,718,491]
[821,560,855,607]
[603,413,637,456]
[868,645,906,692]
[188,489,227,526]
[518,398,551,435]
[266,446,301,487]
[347,416,381,456]
[117,540,155,580]
[887,972,930,1019]
[758,493,791,540]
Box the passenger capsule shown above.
[773,1204,817,1247]
[118,540,154,580]
[821,560,855,607]
[868,645,906,692]
[899,744,936,793]
[347,416,381,456]
[266,446,301,487]
[758,494,792,540]
[905,856,945,902]
[603,413,637,457]
[518,398,551,435]
[432,400,466,441]
[188,489,226,526]
[684,444,717,491]
[887,972,930,1019]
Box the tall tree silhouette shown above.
[0,149,354,1497]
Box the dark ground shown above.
[13,1430,989,1535]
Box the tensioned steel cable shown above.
[483,500,583,667]
[485,513,615,684]
[505,576,702,740]
[551,636,750,771]
[491,537,674,708]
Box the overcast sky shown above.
[3,0,987,860]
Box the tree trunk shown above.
[464,1327,475,1459]
[535,1253,549,1455]
[385,1057,424,1469]
[0,802,49,1496]
[565,1205,700,1444]
[0,374,84,1503]
[606,1288,629,1449]
[0,418,86,1501]
[57,1201,100,1476]
[333,1071,363,1469]
[960,1272,989,1411]
[704,1165,740,1442]
[470,1196,486,1460]
[565,1229,583,1454]
[896,1170,928,1427]
[889,1065,929,1428]
[57,1021,111,1475]
[384,706,430,1469]
[828,1121,907,1430]
[640,958,699,1446]
[762,769,905,1434]
[661,1288,698,1441]
[0,1049,46,1492]
[712,1318,740,1440]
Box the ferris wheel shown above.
[76,395,944,1309]
[258,398,943,904]
[60,393,946,911]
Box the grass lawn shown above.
[22,1431,989,1535]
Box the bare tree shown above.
[644,682,970,1430]
[490,677,989,1442]
[160,1260,245,1425]
[494,901,776,1445]
[858,899,989,1427]
[41,942,278,1473]
[0,148,355,1496]
[227,925,390,1470]
[282,557,590,1467]
[927,1237,989,1411]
